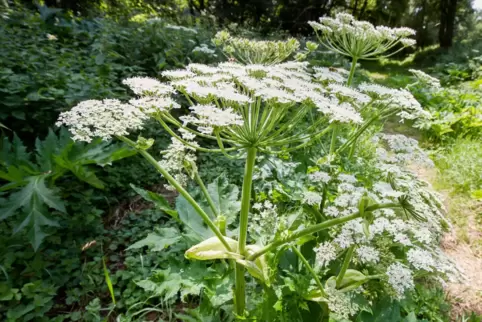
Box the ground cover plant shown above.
[52,13,464,321]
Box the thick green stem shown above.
[347,57,358,87]
[193,172,217,218]
[247,203,400,261]
[235,147,257,316]
[336,245,355,288]
[329,126,338,155]
[292,246,327,297]
[117,136,232,251]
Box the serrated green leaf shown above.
[28,176,65,213]
[206,174,240,224]
[131,184,179,219]
[35,129,60,171]
[128,227,181,251]
[176,195,213,240]
[1,175,64,250]
[67,164,105,189]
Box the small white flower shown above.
[313,67,347,83]
[303,191,323,206]
[386,262,414,298]
[356,245,380,264]
[407,248,435,272]
[324,206,340,217]
[338,174,357,183]
[129,96,180,114]
[309,171,331,183]
[180,104,244,134]
[314,241,337,268]
[409,69,441,89]
[123,77,174,96]
[56,99,147,142]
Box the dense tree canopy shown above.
[12,0,481,48]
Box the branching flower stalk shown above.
[310,13,418,157]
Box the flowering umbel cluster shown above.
[309,13,416,60]
[213,31,316,65]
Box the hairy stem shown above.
[292,246,327,297]
[193,171,217,218]
[235,147,257,316]
[117,136,232,251]
[347,57,358,86]
[247,203,400,261]
[329,126,338,155]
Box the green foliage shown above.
[0,5,218,140]
[413,88,482,143]
[0,128,135,249]
[434,138,482,196]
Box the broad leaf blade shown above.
[128,227,181,252]
[130,184,178,219]
[176,196,213,240]
[206,174,240,224]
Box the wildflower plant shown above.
[57,17,455,320]
[309,13,416,64]
[212,30,318,65]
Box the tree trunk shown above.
[352,0,359,15]
[439,0,458,48]
[358,0,369,19]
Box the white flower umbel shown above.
[314,241,337,268]
[303,191,323,206]
[356,245,380,264]
[180,104,244,135]
[409,69,441,90]
[314,67,347,83]
[386,262,415,298]
[325,286,360,320]
[123,77,175,96]
[309,13,416,61]
[358,83,430,122]
[407,247,436,272]
[158,128,198,191]
[129,96,180,114]
[213,30,300,65]
[56,99,148,142]
[309,171,331,184]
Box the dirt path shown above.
[411,165,482,318]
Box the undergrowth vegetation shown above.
[1,3,482,322]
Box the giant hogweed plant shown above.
[57,16,456,320]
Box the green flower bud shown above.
[185,236,239,260]
[306,41,319,52]
[135,136,154,150]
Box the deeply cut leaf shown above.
[131,184,179,220]
[128,227,181,251]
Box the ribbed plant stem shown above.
[329,126,338,155]
[336,245,355,288]
[194,171,217,218]
[292,246,327,297]
[117,136,231,251]
[347,57,358,87]
[235,147,257,316]
[247,203,400,261]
